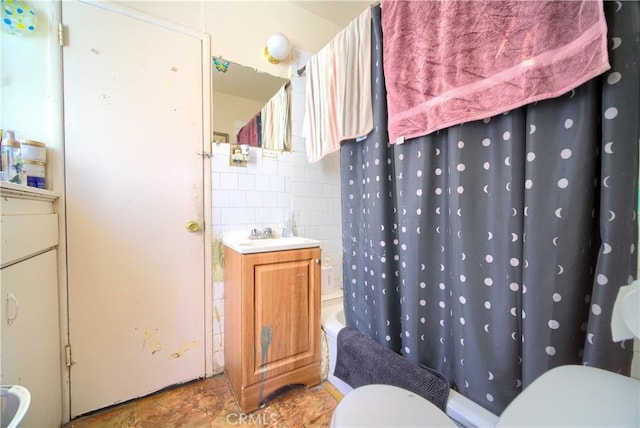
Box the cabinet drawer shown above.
[1,214,58,267]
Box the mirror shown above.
[212,58,290,151]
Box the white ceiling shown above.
[291,1,372,29]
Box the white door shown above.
[63,1,209,416]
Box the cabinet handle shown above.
[6,292,19,326]
[315,258,321,264]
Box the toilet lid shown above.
[332,384,457,427]
[496,365,640,427]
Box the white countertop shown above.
[223,230,321,254]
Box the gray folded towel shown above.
[334,326,450,411]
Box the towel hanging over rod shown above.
[296,2,377,78]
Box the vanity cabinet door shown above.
[245,248,321,386]
[224,246,321,412]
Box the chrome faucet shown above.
[249,227,274,240]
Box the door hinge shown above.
[65,344,75,367]
[58,23,66,47]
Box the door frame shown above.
[53,0,212,422]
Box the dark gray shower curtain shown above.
[341,2,639,415]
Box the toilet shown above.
[331,366,640,427]
[331,384,457,427]
[0,385,30,428]
[331,282,640,427]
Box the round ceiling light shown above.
[264,33,291,64]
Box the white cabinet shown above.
[1,182,62,427]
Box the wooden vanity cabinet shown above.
[224,245,321,413]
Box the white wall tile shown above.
[255,207,272,224]
[293,91,306,111]
[295,48,312,64]
[251,155,263,169]
[219,172,239,190]
[292,118,304,137]
[237,207,256,224]
[213,282,224,300]
[212,153,230,172]
[213,349,225,373]
[228,190,247,208]
[212,172,222,190]
[262,195,278,208]
[212,208,222,225]
[254,175,271,192]
[278,162,292,178]
[278,193,291,210]
[220,207,239,224]
[292,138,306,154]
[261,159,279,176]
[213,190,230,207]
[311,211,324,226]
[238,175,256,190]
[213,316,225,336]
[323,183,339,197]
[270,176,285,192]
[270,207,286,225]
[245,191,263,207]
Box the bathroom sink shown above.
[223,233,321,254]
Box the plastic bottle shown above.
[1,130,23,184]
[282,211,294,237]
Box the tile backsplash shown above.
[211,143,293,232]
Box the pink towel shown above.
[381,0,610,144]
[236,113,260,147]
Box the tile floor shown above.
[64,375,343,428]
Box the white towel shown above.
[303,7,373,163]
[261,83,291,151]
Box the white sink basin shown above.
[223,233,321,254]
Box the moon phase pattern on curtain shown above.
[340,2,638,415]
